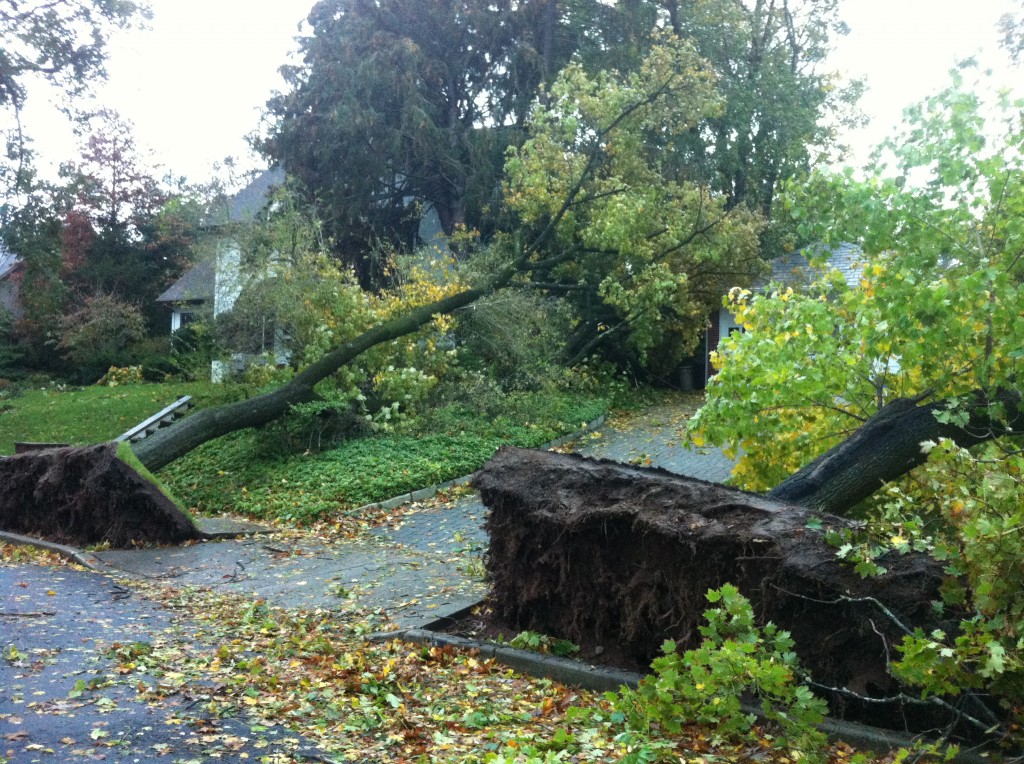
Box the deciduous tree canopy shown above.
[690,68,1024,714]
[263,0,857,285]
[0,0,148,198]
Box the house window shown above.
[171,309,197,333]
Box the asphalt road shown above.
[0,564,320,763]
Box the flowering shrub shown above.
[97,365,144,386]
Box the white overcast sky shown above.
[18,0,1023,186]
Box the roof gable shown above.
[756,242,863,290]
[156,260,215,302]
[0,247,19,280]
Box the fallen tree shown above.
[132,44,761,473]
[131,284,495,471]
[475,446,1004,736]
[767,388,1024,515]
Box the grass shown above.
[0,381,231,454]
[0,381,607,524]
[114,440,193,521]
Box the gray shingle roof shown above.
[226,167,286,223]
[156,260,215,302]
[158,169,287,305]
[756,242,863,290]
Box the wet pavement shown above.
[87,397,734,625]
[0,565,317,763]
[573,399,735,483]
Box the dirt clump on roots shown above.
[474,447,965,730]
[0,442,202,548]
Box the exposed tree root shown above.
[476,447,1001,736]
[0,442,202,547]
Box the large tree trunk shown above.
[132,285,492,471]
[769,387,1024,515]
[475,446,999,735]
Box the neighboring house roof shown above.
[156,260,215,303]
[223,166,286,223]
[159,168,285,306]
[755,242,863,290]
[0,245,24,318]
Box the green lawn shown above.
[0,382,208,454]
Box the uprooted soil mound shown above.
[475,447,970,730]
[0,442,202,547]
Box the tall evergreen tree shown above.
[264,0,857,285]
[264,0,575,287]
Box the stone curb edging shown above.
[368,626,641,694]
[368,626,995,763]
[349,413,607,514]
[0,530,105,571]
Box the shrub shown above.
[97,366,144,386]
[168,322,218,381]
[584,585,827,762]
[57,294,148,382]
[454,291,571,391]
[0,308,21,376]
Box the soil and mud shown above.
[0,442,201,547]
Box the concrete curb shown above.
[0,530,105,571]
[368,627,641,694]
[350,413,607,514]
[372,626,995,762]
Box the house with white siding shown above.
[0,247,23,321]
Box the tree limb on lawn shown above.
[131,284,494,471]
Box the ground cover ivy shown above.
[160,391,607,523]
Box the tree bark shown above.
[768,387,1024,515]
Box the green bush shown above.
[454,291,571,391]
[167,322,219,381]
[603,584,828,759]
[57,294,148,383]
[0,308,21,377]
[486,585,829,764]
